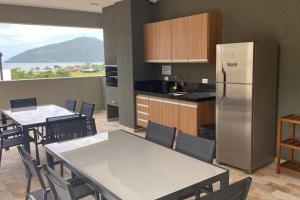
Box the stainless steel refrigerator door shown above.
[216,82,253,171]
[216,42,254,84]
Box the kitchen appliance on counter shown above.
[216,42,278,173]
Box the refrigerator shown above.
[216,42,278,173]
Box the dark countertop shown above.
[134,80,216,102]
[136,90,216,102]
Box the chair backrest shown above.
[43,165,74,200]
[65,99,76,111]
[80,101,95,120]
[10,98,37,108]
[46,114,80,144]
[201,177,252,200]
[175,133,215,163]
[146,121,176,148]
[17,146,46,190]
[46,115,87,143]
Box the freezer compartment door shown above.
[216,83,253,171]
[216,42,254,84]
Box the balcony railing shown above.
[0,76,106,111]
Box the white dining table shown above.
[1,104,76,164]
[45,130,229,200]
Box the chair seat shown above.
[1,136,34,148]
[2,127,23,137]
[30,189,53,200]
[67,177,95,199]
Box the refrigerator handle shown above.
[222,65,227,99]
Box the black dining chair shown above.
[46,114,87,177]
[175,133,215,163]
[0,127,34,166]
[0,115,13,130]
[198,177,252,200]
[175,133,216,199]
[80,101,97,135]
[18,146,53,200]
[43,164,99,200]
[18,146,99,200]
[10,97,41,160]
[145,121,176,148]
[47,115,87,143]
[10,97,37,108]
[65,99,77,112]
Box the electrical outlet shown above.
[164,76,169,81]
[202,78,208,84]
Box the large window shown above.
[0,23,104,81]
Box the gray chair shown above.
[18,146,53,200]
[175,133,215,163]
[199,177,252,200]
[43,164,99,200]
[0,127,34,166]
[65,99,77,112]
[10,98,37,108]
[145,121,176,148]
[45,114,85,144]
[80,101,97,135]
[46,115,88,177]
[175,133,215,199]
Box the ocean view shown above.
[3,62,104,71]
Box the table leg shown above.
[220,171,229,189]
[22,127,31,154]
[276,120,282,174]
[46,152,54,170]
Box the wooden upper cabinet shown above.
[171,16,190,62]
[156,20,172,62]
[143,22,157,61]
[144,20,171,62]
[187,13,209,62]
[144,12,222,63]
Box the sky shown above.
[0,23,103,61]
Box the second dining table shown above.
[1,104,76,163]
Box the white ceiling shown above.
[0,0,123,13]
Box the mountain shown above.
[5,37,104,63]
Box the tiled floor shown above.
[0,111,300,200]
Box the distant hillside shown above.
[6,37,104,63]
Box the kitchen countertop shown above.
[136,90,216,102]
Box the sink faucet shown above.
[174,74,185,87]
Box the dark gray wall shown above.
[103,0,155,129]
[154,0,300,117]
[0,4,103,28]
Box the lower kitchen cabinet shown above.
[158,99,179,129]
[136,94,215,136]
[178,102,198,135]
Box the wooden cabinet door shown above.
[171,16,190,62]
[188,13,209,62]
[178,102,198,136]
[144,20,171,62]
[156,20,172,62]
[160,100,178,129]
[148,98,162,124]
[198,100,216,126]
[144,22,157,62]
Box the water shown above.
[3,62,104,71]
